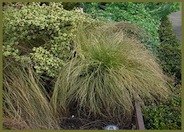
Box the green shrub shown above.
[144,105,181,129]
[3,2,99,77]
[3,57,60,129]
[143,84,181,130]
[157,16,181,82]
[51,24,171,127]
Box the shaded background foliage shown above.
[75,2,180,54]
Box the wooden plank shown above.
[134,101,145,130]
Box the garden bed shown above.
[2,2,181,130]
[58,101,144,130]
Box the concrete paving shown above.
[168,8,182,41]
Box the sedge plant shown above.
[3,58,60,129]
[51,23,171,127]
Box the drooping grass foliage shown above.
[3,58,60,129]
[51,23,171,126]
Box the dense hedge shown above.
[157,16,181,82]
[3,2,100,77]
[143,16,181,130]
[143,84,181,129]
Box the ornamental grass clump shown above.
[51,23,171,126]
[3,58,60,129]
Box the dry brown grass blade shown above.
[3,58,60,129]
[51,23,172,127]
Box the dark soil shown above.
[59,114,137,130]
